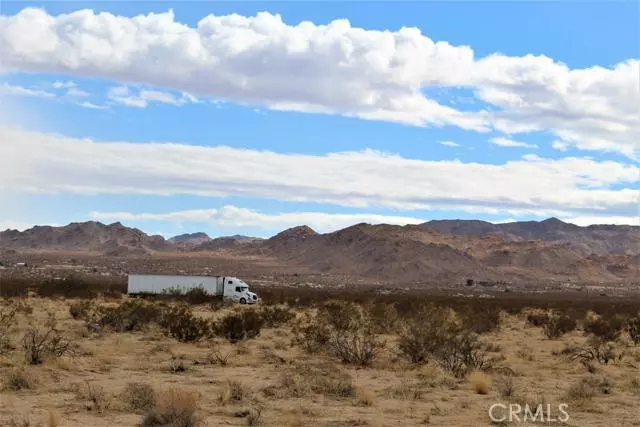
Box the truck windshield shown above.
[241,286,249,292]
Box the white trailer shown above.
[127,274,258,304]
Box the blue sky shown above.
[0,1,638,237]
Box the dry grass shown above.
[141,387,198,427]
[468,370,492,394]
[355,387,376,406]
[0,294,638,426]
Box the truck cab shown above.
[223,277,258,304]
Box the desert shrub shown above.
[583,314,625,342]
[566,375,613,403]
[160,306,211,343]
[185,287,211,305]
[219,381,250,405]
[460,306,501,334]
[95,300,163,333]
[22,315,71,365]
[321,300,362,332]
[0,304,17,353]
[570,337,623,365]
[141,388,198,427]
[365,301,399,334]
[207,345,232,366]
[398,305,456,364]
[245,407,263,426]
[526,311,549,327]
[293,302,384,365]
[437,331,490,377]
[397,305,489,376]
[627,315,640,345]
[69,300,93,320]
[216,310,263,341]
[122,382,156,413]
[82,381,110,414]
[330,325,384,366]
[494,375,515,398]
[298,364,354,398]
[542,312,576,339]
[37,276,123,298]
[291,311,331,353]
[355,388,376,406]
[259,305,295,328]
[468,371,492,394]
[3,368,36,391]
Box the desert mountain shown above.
[421,218,640,255]
[254,222,639,283]
[1,219,637,284]
[191,235,264,251]
[0,221,168,255]
[169,232,211,246]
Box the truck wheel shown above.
[239,298,247,304]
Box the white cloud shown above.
[52,80,75,89]
[0,82,55,98]
[78,101,107,110]
[1,8,637,157]
[0,221,60,231]
[90,205,426,233]
[0,126,637,219]
[107,85,196,108]
[490,137,538,149]
[66,87,89,97]
[552,140,570,152]
[561,215,640,227]
[439,140,459,147]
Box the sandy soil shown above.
[1,297,639,427]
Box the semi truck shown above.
[127,274,259,304]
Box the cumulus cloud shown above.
[1,8,637,158]
[0,126,637,221]
[90,205,426,233]
[490,137,538,149]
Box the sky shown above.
[0,1,638,238]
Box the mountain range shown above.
[1,218,638,284]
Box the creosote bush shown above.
[93,300,163,333]
[292,300,384,366]
[583,314,625,342]
[22,314,71,365]
[628,315,640,345]
[542,311,576,339]
[398,305,490,377]
[258,305,295,328]
[69,300,93,320]
[159,306,211,343]
[122,382,156,413]
[216,310,263,341]
[4,368,36,391]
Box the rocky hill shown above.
[1,219,637,285]
[0,221,169,255]
[421,218,640,255]
[168,232,211,246]
[253,222,638,283]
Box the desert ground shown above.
[1,284,639,427]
